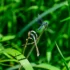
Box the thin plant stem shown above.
[55,42,69,70]
[27,26,47,58]
[23,39,28,54]
[32,34,40,56]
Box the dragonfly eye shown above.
[37,19,43,24]
[37,14,43,24]
[37,14,48,30]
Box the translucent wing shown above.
[38,24,44,30]
[38,22,48,30]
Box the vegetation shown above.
[0,0,70,70]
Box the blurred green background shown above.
[0,0,70,70]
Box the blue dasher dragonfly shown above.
[37,14,48,30]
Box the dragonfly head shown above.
[43,21,48,26]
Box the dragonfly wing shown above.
[38,25,43,30]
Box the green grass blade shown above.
[55,43,69,70]
[1,48,34,70]
[32,63,60,70]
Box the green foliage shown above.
[0,0,70,70]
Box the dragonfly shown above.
[37,14,48,30]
